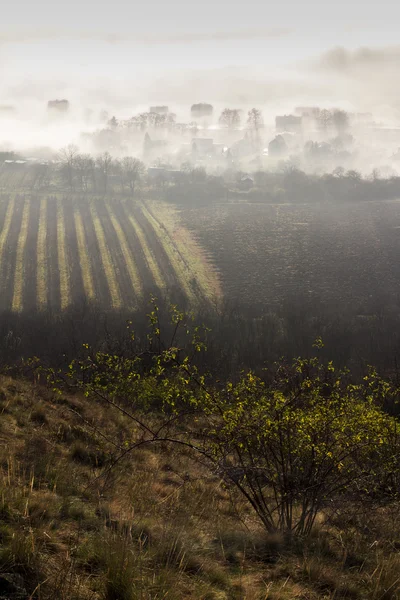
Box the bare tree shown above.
[127,113,149,131]
[247,108,263,130]
[57,144,79,191]
[148,112,165,128]
[317,109,332,134]
[121,157,145,195]
[107,116,119,130]
[75,154,95,192]
[219,108,241,130]
[96,152,113,194]
[247,108,263,147]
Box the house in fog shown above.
[147,166,184,184]
[275,115,302,133]
[295,107,321,118]
[143,133,169,160]
[230,132,254,159]
[268,135,288,157]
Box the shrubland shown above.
[1,302,400,598]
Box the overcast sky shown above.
[2,0,399,74]
[1,0,399,114]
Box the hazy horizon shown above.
[2,0,400,116]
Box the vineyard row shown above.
[0,195,215,312]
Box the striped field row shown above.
[0,196,218,311]
[11,199,30,312]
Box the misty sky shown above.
[2,0,400,117]
[2,0,399,76]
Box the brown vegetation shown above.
[0,372,400,599]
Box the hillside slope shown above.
[0,376,399,599]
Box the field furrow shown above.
[46,197,61,310]
[2,196,24,311]
[62,197,88,306]
[57,199,71,310]
[74,209,95,302]
[11,198,30,312]
[23,196,40,312]
[110,200,161,298]
[0,197,15,301]
[148,201,222,302]
[0,195,11,232]
[36,198,48,309]
[126,208,166,291]
[94,198,136,307]
[89,201,122,309]
[77,199,109,306]
[140,203,197,304]
[105,202,143,303]
[132,204,183,302]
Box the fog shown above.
[3,36,400,175]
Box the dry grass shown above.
[106,201,143,304]
[148,199,222,303]
[0,375,399,599]
[74,208,96,302]
[89,200,122,309]
[140,202,198,304]
[126,208,166,291]
[11,197,30,312]
[36,196,48,309]
[57,198,71,310]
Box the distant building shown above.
[143,133,169,159]
[275,115,302,133]
[268,135,288,157]
[149,106,169,115]
[47,99,70,112]
[148,166,167,179]
[147,167,184,183]
[295,107,320,118]
[191,103,213,118]
[230,133,254,159]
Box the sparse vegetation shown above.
[2,317,400,598]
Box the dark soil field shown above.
[182,199,400,311]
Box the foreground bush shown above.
[48,305,400,538]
